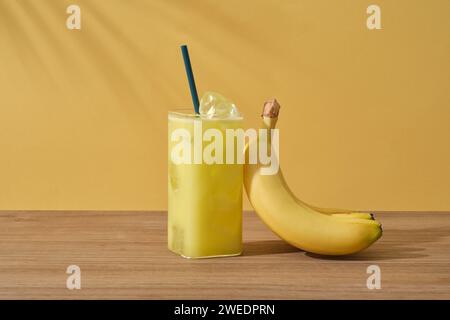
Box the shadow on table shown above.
[306,226,450,261]
[243,240,300,256]
[242,226,449,261]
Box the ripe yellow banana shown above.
[243,99,382,255]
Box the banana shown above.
[243,99,382,255]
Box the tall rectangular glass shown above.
[168,110,243,258]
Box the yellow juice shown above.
[168,111,243,258]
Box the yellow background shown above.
[0,0,449,211]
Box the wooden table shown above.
[0,211,448,299]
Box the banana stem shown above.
[261,98,280,146]
[262,116,278,130]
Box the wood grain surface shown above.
[0,211,449,299]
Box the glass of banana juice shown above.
[168,109,243,258]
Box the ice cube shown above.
[199,91,240,119]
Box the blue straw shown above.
[181,45,200,114]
